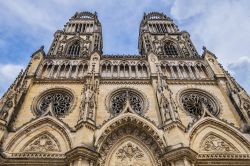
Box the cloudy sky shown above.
[0,0,250,96]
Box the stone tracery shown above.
[181,91,219,119]
[67,40,80,56]
[110,89,144,116]
[36,90,73,117]
[163,42,178,57]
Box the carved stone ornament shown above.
[109,141,154,166]
[23,134,61,153]
[200,134,239,153]
[116,142,144,161]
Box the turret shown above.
[48,11,103,58]
[138,12,199,59]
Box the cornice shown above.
[163,147,198,162]
[197,153,250,160]
[8,153,65,159]
[100,79,151,85]
[166,79,217,85]
[0,155,65,165]
[33,79,86,84]
[158,56,202,61]
[102,54,144,59]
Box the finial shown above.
[40,45,44,50]
[73,12,78,18]
[202,46,207,51]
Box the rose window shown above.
[110,90,144,116]
[181,92,219,119]
[36,90,73,117]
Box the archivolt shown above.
[5,116,72,152]
[95,113,166,161]
[189,117,250,153]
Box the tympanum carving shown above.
[200,134,239,153]
[23,134,61,153]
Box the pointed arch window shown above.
[109,89,145,116]
[67,40,80,56]
[164,42,178,57]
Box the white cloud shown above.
[169,0,250,93]
[0,0,155,54]
[0,64,24,97]
[0,1,56,31]
[228,57,250,93]
[169,0,250,64]
[0,0,249,94]
[170,0,208,20]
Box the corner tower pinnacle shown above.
[138,12,199,59]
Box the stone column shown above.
[187,65,195,79]
[176,65,183,79]
[193,65,201,79]
[169,65,176,78]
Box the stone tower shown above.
[0,11,250,166]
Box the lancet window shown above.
[67,40,80,56]
[160,62,212,80]
[164,42,178,57]
[39,61,88,79]
[110,89,144,116]
[101,61,149,78]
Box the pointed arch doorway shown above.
[105,136,157,166]
[96,115,165,166]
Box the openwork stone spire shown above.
[48,11,103,57]
[138,12,199,58]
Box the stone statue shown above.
[57,45,63,56]
[156,65,180,124]
[81,87,95,120]
[81,42,90,56]
[79,66,97,122]
[153,36,163,55]
[161,96,171,122]
[0,109,8,120]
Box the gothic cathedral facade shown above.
[0,12,250,166]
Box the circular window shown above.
[110,89,144,116]
[35,90,73,117]
[181,91,219,119]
